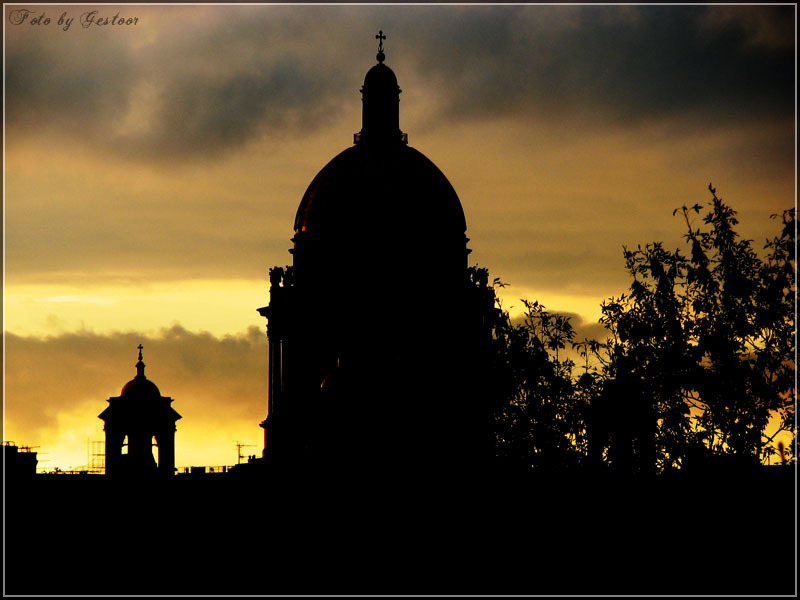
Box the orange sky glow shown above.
[4,4,795,470]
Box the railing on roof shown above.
[176,465,235,475]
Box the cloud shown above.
[4,314,608,468]
[5,5,793,163]
[4,326,268,467]
[5,26,135,137]
[510,309,608,341]
[4,5,794,338]
[695,5,795,51]
[400,5,794,129]
[5,6,360,162]
[507,307,610,370]
[111,53,351,161]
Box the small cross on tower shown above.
[137,344,144,361]
[376,30,386,63]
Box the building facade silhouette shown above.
[258,35,496,476]
[99,346,181,478]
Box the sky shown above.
[4,4,796,470]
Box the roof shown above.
[294,142,467,239]
[120,375,162,399]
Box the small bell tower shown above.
[99,345,181,478]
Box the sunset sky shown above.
[4,4,795,470]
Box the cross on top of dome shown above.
[376,30,386,63]
[136,344,146,378]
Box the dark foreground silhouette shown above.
[5,465,795,595]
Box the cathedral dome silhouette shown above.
[291,43,469,287]
[293,143,466,239]
[258,33,488,473]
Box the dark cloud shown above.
[112,53,351,161]
[696,5,795,51]
[5,32,134,136]
[5,7,359,162]
[402,5,794,128]
[4,326,268,446]
[5,5,794,163]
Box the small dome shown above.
[119,351,162,399]
[120,375,161,399]
[363,63,399,93]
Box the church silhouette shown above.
[4,33,794,596]
[256,32,496,480]
[99,345,181,479]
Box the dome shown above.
[363,62,399,93]
[287,35,470,300]
[120,376,161,399]
[119,353,162,399]
[294,143,466,238]
[295,41,465,240]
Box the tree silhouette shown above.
[590,187,796,471]
[595,241,695,473]
[489,294,586,471]
[489,185,796,472]
[677,188,796,464]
